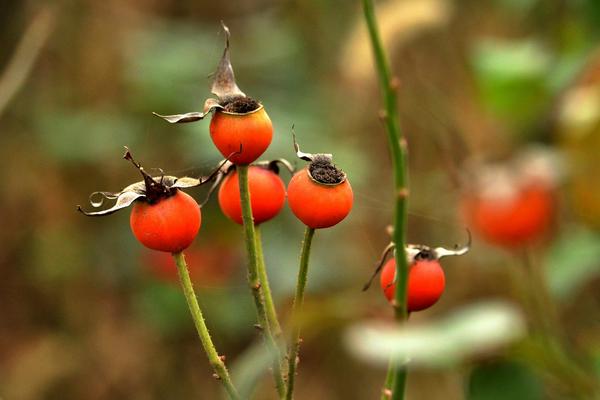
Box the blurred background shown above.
[1,0,599,399]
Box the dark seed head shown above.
[308,155,346,185]
[221,96,260,113]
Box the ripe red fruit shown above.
[130,190,201,253]
[210,105,273,165]
[380,258,445,312]
[462,184,553,248]
[218,165,286,225]
[287,166,353,229]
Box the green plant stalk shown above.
[285,226,315,400]
[237,165,286,399]
[380,360,395,400]
[520,250,600,398]
[173,251,240,400]
[362,0,410,399]
[255,226,283,338]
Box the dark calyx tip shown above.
[221,96,260,113]
[415,248,436,261]
[309,155,345,185]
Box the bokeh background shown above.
[1,0,599,399]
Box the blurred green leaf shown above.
[466,361,543,400]
[29,225,86,283]
[36,108,140,163]
[471,39,551,127]
[133,281,190,336]
[345,301,525,368]
[545,227,600,300]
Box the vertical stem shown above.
[173,251,240,400]
[285,226,315,400]
[237,165,286,398]
[255,226,283,338]
[519,250,600,398]
[362,0,410,399]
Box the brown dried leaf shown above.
[78,191,144,216]
[211,22,245,100]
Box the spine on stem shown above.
[173,251,240,400]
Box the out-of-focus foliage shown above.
[346,301,525,368]
[0,0,599,399]
[466,360,544,400]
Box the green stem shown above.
[285,226,315,400]
[237,165,286,399]
[362,0,410,399]
[255,226,283,338]
[520,250,600,398]
[173,251,240,400]
[380,361,395,399]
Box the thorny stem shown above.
[237,165,286,398]
[255,226,283,338]
[362,0,410,399]
[173,252,240,400]
[285,226,315,400]
[381,360,395,399]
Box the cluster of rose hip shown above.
[77,24,480,397]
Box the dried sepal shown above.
[211,22,245,100]
[362,242,396,291]
[77,191,144,217]
[77,148,234,217]
[152,99,224,124]
[254,158,295,175]
[433,230,471,259]
[153,23,246,124]
[291,127,333,162]
[363,232,471,291]
[89,191,119,207]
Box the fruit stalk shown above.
[362,0,410,398]
[237,164,286,398]
[285,226,315,400]
[172,251,240,400]
[255,226,283,338]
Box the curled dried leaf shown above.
[78,191,144,216]
[89,191,120,207]
[292,127,333,162]
[152,99,224,124]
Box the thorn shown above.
[378,109,388,120]
[399,137,408,150]
[212,373,221,380]
[390,76,401,90]
[254,324,263,331]
[397,187,409,199]
[253,282,262,290]
[383,388,393,398]
[219,355,226,362]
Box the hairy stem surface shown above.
[237,165,286,398]
[173,251,240,400]
[255,226,283,338]
[285,226,315,400]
